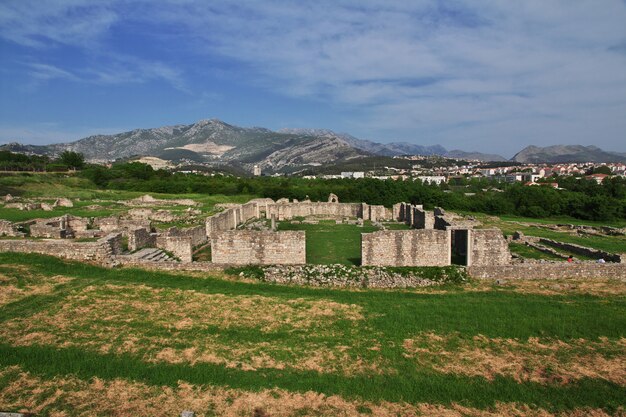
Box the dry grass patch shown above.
[0,366,620,417]
[404,332,626,385]
[0,264,72,306]
[0,284,387,375]
[469,278,626,296]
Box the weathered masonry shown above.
[1,194,511,268]
[364,203,511,267]
[211,230,306,265]
[362,229,450,266]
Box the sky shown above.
[0,1,625,157]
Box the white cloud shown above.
[1,0,625,153]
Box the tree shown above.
[59,150,85,170]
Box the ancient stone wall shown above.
[0,233,121,263]
[205,209,237,236]
[413,206,435,229]
[468,263,626,279]
[266,202,362,221]
[165,225,207,247]
[362,204,390,222]
[538,238,622,263]
[66,215,89,232]
[0,220,23,237]
[362,229,451,266]
[128,227,155,252]
[470,229,511,266]
[211,231,306,265]
[30,222,65,238]
[240,202,258,223]
[392,203,403,221]
[94,217,150,233]
[156,236,193,263]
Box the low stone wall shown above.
[260,264,467,288]
[468,263,626,279]
[115,258,224,271]
[0,220,23,237]
[94,217,150,233]
[211,230,306,265]
[538,238,623,263]
[0,233,121,263]
[30,222,65,238]
[362,229,450,266]
[156,236,193,263]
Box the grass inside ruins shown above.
[277,220,378,265]
[0,253,625,415]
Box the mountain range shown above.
[1,119,625,171]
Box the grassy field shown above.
[0,173,256,223]
[0,253,624,416]
[508,242,564,261]
[277,220,378,265]
[472,213,626,254]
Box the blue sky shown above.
[1,1,625,157]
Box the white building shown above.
[341,171,365,179]
[417,175,447,185]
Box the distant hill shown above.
[444,149,507,162]
[512,145,626,163]
[279,128,505,161]
[4,120,621,172]
[0,120,368,172]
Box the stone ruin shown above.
[0,194,519,269]
[362,203,510,267]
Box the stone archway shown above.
[328,193,339,203]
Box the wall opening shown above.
[451,229,469,266]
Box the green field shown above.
[473,213,626,254]
[508,242,564,261]
[0,253,624,416]
[277,220,378,265]
[0,173,256,223]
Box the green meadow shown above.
[0,253,624,415]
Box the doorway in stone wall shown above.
[451,229,469,265]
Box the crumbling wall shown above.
[538,238,622,263]
[0,233,121,263]
[362,229,450,266]
[0,220,23,237]
[470,229,511,266]
[205,209,237,236]
[240,202,258,223]
[211,231,306,265]
[128,227,155,251]
[361,204,390,222]
[413,206,435,229]
[468,263,626,279]
[94,217,150,233]
[66,216,89,232]
[165,225,207,247]
[266,202,362,221]
[156,236,193,263]
[30,221,65,238]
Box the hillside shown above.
[513,145,626,163]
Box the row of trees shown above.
[80,162,626,221]
[0,150,85,171]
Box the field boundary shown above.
[468,263,626,279]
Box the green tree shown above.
[59,150,85,170]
